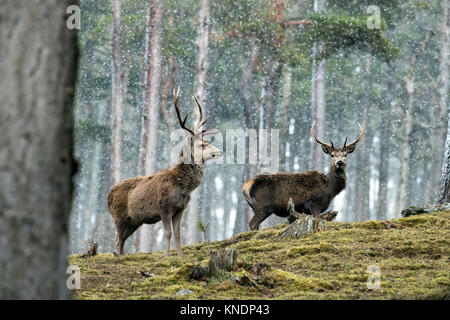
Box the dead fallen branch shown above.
[401,202,450,217]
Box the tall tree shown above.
[111,0,124,186]
[375,106,391,220]
[354,56,372,221]
[438,109,450,204]
[433,0,449,201]
[186,0,211,244]
[396,35,429,215]
[0,0,78,298]
[236,39,260,234]
[311,0,327,171]
[137,0,163,252]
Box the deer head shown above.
[173,87,222,164]
[310,122,364,170]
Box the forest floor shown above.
[69,210,450,299]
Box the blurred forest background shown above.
[70,0,449,254]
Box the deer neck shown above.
[175,152,205,192]
[327,166,347,196]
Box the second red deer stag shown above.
[107,88,222,256]
[242,122,364,230]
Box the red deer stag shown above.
[107,88,222,256]
[242,122,364,230]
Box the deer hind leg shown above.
[249,208,271,231]
[161,214,172,257]
[172,211,183,257]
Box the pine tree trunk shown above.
[236,39,260,234]
[137,0,163,252]
[0,0,78,298]
[186,0,210,244]
[142,2,164,252]
[262,58,282,132]
[376,107,391,220]
[111,0,124,186]
[396,110,413,216]
[354,56,372,221]
[279,66,292,172]
[311,0,327,171]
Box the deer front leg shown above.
[172,211,183,257]
[114,221,138,255]
[161,214,172,257]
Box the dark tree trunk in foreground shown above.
[438,114,450,204]
[0,0,78,298]
[436,0,449,203]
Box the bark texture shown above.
[436,0,449,203]
[187,0,211,243]
[0,0,78,299]
[278,199,336,239]
[311,0,327,171]
[354,56,372,221]
[208,249,237,276]
[138,0,163,252]
[438,113,450,204]
[111,0,124,186]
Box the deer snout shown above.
[212,149,223,158]
[336,160,344,167]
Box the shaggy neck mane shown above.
[327,166,347,195]
[174,148,205,192]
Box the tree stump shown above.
[279,198,337,239]
[208,248,237,276]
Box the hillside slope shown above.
[69,210,450,299]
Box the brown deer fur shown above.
[242,123,364,230]
[107,88,222,256]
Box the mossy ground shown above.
[69,210,450,300]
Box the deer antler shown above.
[194,97,210,130]
[173,87,218,137]
[193,96,218,136]
[310,121,333,150]
[173,87,195,136]
[344,122,364,149]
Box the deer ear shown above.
[345,144,357,154]
[321,145,333,155]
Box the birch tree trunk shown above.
[186,0,210,244]
[111,0,124,186]
[311,0,327,171]
[0,0,78,298]
[137,0,163,252]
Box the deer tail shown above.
[242,179,255,210]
